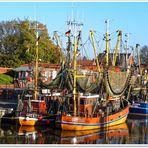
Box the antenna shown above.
[67,20,83,37]
[105,19,109,34]
[125,33,130,67]
[34,6,37,23]
[71,2,74,22]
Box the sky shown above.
[0,1,147,58]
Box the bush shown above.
[0,74,13,84]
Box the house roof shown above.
[13,66,33,72]
[13,63,61,72]
[21,63,61,69]
[77,59,96,66]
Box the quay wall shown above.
[0,84,14,89]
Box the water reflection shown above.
[0,118,148,144]
[127,116,148,144]
[0,125,54,144]
[52,123,128,144]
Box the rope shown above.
[79,37,90,58]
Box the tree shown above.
[140,45,148,67]
[0,19,61,68]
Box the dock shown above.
[0,107,13,118]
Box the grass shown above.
[0,73,13,84]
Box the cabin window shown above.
[32,102,39,108]
[80,99,84,105]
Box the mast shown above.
[67,19,83,116]
[136,44,141,75]
[34,23,39,100]
[125,33,129,68]
[105,19,109,66]
[73,24,77,116]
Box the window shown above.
[80,99,84,105]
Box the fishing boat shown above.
[13,23,59,126]
[129,73,148,117]
[129,101,148,117]
[15,94,56,126]
[129,93,148,117]
[56,101,129,131]
[55,20,131,131]
[0,91,59,126]
[128,44,148,117]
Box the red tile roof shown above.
[21,63,61,70]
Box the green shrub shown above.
[0,74,13,84]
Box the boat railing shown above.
[15,108,43,116]
[61,111,106,118]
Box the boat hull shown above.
[18,117,37,126]
[56,106,129,130]
[129,102,148,116]
[17,116,55,126]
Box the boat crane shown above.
[112,30,122,66]
[89,30,101,73]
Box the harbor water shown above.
[0,116,148,144]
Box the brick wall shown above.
[0,67,12,74]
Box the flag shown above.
[65,30,71,37]
[27,73,31,81]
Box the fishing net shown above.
[105,69,132,97]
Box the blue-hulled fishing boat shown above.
[129,102,148,116]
